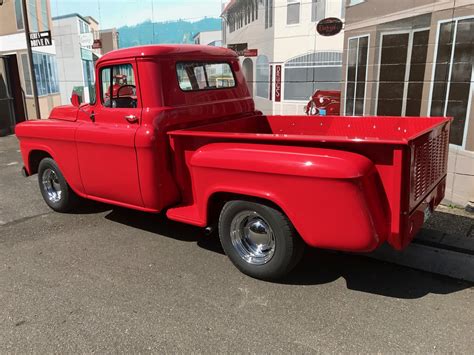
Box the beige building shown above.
[341,0,474,208]
[98,28,119,55]
[222,0,345,115]
[0,0,61,135]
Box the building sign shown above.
[92,39,102,49]
[316,17,343,36]
[275,65,282,102]
[30,31,52,47]
[79,32,94,47]
[80,48,93,61]
[227,43,248,56]
[243,49,258,57]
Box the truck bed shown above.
[168,114,451,250]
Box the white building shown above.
[193,30,222,46]
[52,13,101,105]
[222,0,345,115]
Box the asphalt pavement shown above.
[1,135,473,353]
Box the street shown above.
[0,135,473,353]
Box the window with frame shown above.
[284,52,342,101]
[287,0,300,25]
[176,62,236,91]
[345,36,368,115]
[40,0,49,31]
[256,55,270,98]
[32,52,59,96]
[20,54,32,95]
[430,17,474,146]
[29,0,39,32]
[311,0,326,23]
[100,64,137,108]
[15,0,24,30]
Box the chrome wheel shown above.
[230,211,275,265]
[42,168,62,203]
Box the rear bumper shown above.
[399,176,446,249]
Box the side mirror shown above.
[71,92,80,107]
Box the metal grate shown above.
[413,130,449,201]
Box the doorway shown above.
[0,55,27,137]
[242,58,254,96]
[376,29,429,116]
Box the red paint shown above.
[275,65,281,102]
[15,45,451,254]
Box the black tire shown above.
[218,200,305,281]
[38,158,78,212]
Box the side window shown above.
[100,63,137,108]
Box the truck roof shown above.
[97,44,237,64]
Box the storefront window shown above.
[284,51,342,100]
[32,52,59,96]
[345,35,368,115]
[256,55,270,98]
[430,17,474,146]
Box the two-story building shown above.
[0,0,60,135]
[222,0,345,115]
[341,0,474,207]
[52,13,101,105]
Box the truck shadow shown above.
[104,206,471,299]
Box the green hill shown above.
[118,18,222,48]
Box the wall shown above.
[53,16,85,105]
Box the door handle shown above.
[124,114,138,123]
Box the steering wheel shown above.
[116,84,136,97]
[114,85,137,108]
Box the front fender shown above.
[186,143,389,252]
[16,120,85,195]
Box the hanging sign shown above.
[243,49,258,57]
[316,17,343,36]
[275,65,282,102]
[30,31,52,47]
[92,39,102,49]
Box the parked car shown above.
[305,90,341,116]
[16,45,451,280]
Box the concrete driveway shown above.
[1,135,473,352]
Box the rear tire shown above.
[218,200,304,280]
[38,158,78,212]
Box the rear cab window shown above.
[176,62,236,91]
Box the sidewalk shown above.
[366,205,474,282]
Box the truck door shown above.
[76,61,143,207]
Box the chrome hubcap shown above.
[42,168,62,203]
[230,211,275,265]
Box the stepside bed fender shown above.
[185,143,390,252]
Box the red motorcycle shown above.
[305,90,341,116]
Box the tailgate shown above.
[408,121,450,212]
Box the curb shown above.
[365,238,474,283]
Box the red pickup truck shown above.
[16,45,451,280]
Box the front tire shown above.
[218,200,304,280]
[38,158,78,212]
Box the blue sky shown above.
[50,0,224,29]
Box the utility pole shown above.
[22,0,41,120]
